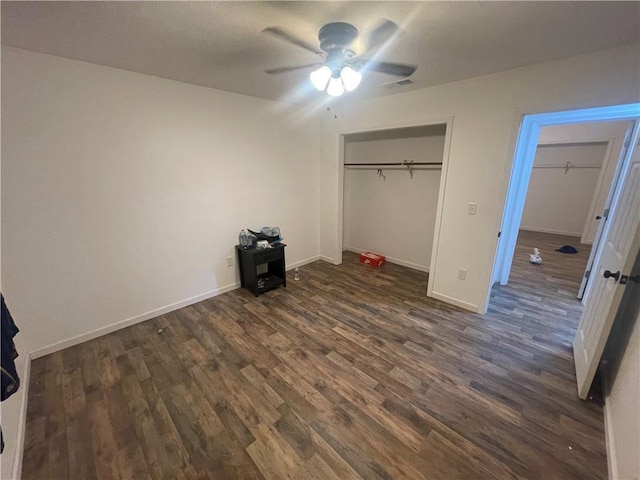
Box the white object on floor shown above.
[530,247,543,264]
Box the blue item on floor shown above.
[556,245,578,254]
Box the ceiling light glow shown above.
[309,66,331,91]
[310,65,361,96]
[326,76,345,96]
[340,66,362,92]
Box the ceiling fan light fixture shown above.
[265,21,418,97]
[340,66,362,92]
[310,65,331,91]
[326,76,345,97]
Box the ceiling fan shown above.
[263,20,417,96]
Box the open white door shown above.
[573,135,640,399]
[577,123,636,300]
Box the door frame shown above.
[488,103,640,312]
[334,116,454,298]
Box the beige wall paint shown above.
[605,232,640,480]
[319,43,640,312]
[0,338,28,480]
[1,47,321,477]
[538,121,630,144]
[2,47,321,353]
[537,121,631,244]
[343,135,444,270]
[1,42,639,477]
[521,144,607,238]
[607,313,640,480]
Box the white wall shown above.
[0,334,28,480]
[606,313,640,480]
[520,143,607,237]
[319,43,640,312]
[537,121,630,144]
[1,47,321,478]
[343,134,444,271]
[0,74,27,478]
[536,121,632,244]
[2,47,321,355]
[604,244,640,480]
[3,42,640,478]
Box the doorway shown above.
[489,104,640,305]
[488,102,640,399]
[512,121,632,302]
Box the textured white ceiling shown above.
[2,1,639,103]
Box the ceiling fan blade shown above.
[364,61,417,77]
[366,19,401,53]
[264,63,322,75]
[262,27,323,55]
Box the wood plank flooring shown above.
[22,231,607,479]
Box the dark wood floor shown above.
[22,231,607,479]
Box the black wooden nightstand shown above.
[236,244,287,296]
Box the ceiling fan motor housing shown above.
[318,22,358,54]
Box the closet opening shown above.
[340,122,450,293]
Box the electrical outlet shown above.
[457,268,467,280]
[468,202,477,215]
[226,256,234,267]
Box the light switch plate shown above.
[468,202,478,215]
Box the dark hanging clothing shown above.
[1,294,20,454]
[1,294,20,402]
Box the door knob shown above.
[595,215,602,220]
[603,270,621,281]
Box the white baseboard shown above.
[520,226,582,238]
[386,257,429,273]
[345,247,430,273]
[12,353,31,480]
[319,255,337,265]
[30,282,240,359]
[430,291,480,313]
[603,400,618,480]
[29,253,343,359]
[286,255,340,269]
[287,255,321,270]
[579,232,594,246]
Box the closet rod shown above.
[344,162,442,166]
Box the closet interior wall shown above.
[343,125,446,272]
[521,142,608,240]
